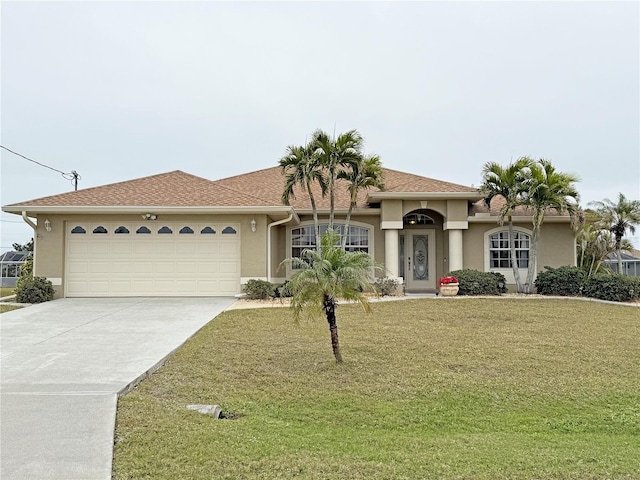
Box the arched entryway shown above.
[401,209,442,292]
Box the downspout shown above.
[267,213,294,283]
[22,211,37,273]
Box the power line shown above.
[1,145,81,190]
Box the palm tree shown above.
[589,193,640,274]
[525,159,580,290]
[337,155,385,249]
[309,129,364,231]
[577,224,633,276]
[280,144,327,250]
[479,157,533,293]
[284,230,381,363]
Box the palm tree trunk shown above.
[525,225,540,293]
[508,217,524,292]
[307,185,320,252]
[323,294,342,363]
[328,173,335,231]
[616,236,623,274]
[341,200,355,250]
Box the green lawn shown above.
[0,287,15,297]
[113,299,640,480]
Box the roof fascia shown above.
[367,192,483,201]
[2,205,299,221]
[468,215,571,223]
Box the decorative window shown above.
[158,226,173,234]
[71,226,86,234]
[136,226,151,234]
[93,226,108,234]
[200,226,216,234]
[222,226,237,234]
[489,231,530,269]
[114,226,130,234]
[179,226,194,234]
[290,223,371,268]
[403,213,434,226]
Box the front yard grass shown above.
[113,298,640,480]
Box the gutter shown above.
[22,211,37,230]
[267,212,296,283]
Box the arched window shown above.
[136,226,151,234]
[200,226,216,234]
[222,226,237,234]
[290,223,371,266]
[158,226,173,234]
[71,226,86,234]
[179,226,194,234]
[93,226,108,234]
[114,226,130,234]
[488,231,530,268]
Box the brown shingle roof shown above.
[4,166,478,211]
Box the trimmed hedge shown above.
[448,269,507,296]
[15,276,55,303]
[374,277,401,296]
[533,265,640,303]
[534,266,586,296]
[243,279,274,300]
[582,274,640,303]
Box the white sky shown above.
[1,1,639,251]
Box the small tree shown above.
[589,193,640,275]
[284,231,381,363]
[12,238,34,252]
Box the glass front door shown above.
[404,230,436,292]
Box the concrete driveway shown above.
[0,297,236,480]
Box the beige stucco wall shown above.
[464,220,576,290]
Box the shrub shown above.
[273,281,293,298]
[582,274,640,302]
[534,266,586,296]
[243,279,274,300]
[373,277,401,296]
[448,269,506,296]
[14,255,34,292]
[15,276,55,303]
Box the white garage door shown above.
[65,222,241,297]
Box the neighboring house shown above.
[1,167,577,298]
[0,251,31,288]
[603,250,640,277]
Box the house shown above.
[1,167,577,298]
[0,251,31,288]
[604,250,640,276]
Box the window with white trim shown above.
[489,231,530,269]
[290,223,371,267]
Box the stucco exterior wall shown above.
[464,220,576,289]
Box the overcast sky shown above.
[1,1,639,251]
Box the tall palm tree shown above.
[309,129,364,231]
[589,193,640,274]
[284,230,381,363]
[337,155,385,249]
[479,157,533,293]
[525,159,580,290]
[280,144,327,250]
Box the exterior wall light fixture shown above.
[44,218,52,232]
[251,219,257,232]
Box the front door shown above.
[405,230,436,292]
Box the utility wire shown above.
[1,145,81,190]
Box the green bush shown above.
[15,255,34,292]
[15,276,55,303]
[448,269,506,296]
[534,266,586,296]
[273,281,293,298]
[582,274,640,302]
[373,277,401,296]
[243,279,274,300]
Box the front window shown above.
[489,231,530,268]
[291,224,371,266]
